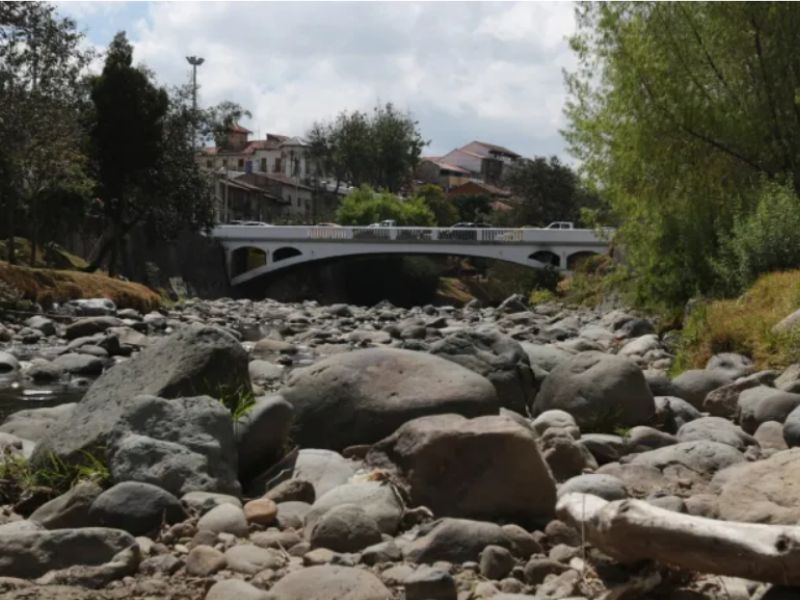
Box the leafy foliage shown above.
[335,186,435,226]
[564,3,800,308]
[307,103,427,193]
[416,184,458,226]
[451,194,491,223]
[502,156,599,226]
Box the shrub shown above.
[713,180,800,296]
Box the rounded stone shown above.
[244,498,278,526]
[197,503,248,537]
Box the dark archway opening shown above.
[529,250,560,268]
[231,247,267,277]
[567,251,597,271]
[273,246,302,262]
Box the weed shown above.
[529,288,556,305]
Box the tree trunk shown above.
[557,492,800,586]
[6,197,15,265]
[84,230,114,273]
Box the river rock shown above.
[31,325,249,469]
[404,518,513,564]
[305,481,403,535]
[236,395,294,480]
[738,386,800,434]
[30,480,103,529]
[0,527,137,579]
[557,473,627,501]
[265,565,392,600]
[197,503,248,537]
[670,369,732,408]
[52,353,104,375]
[367,414,555,526]
[714,448,800,524]
[0,403,77,444]
[519,343,572,374]
[207,579,269,600]
[64,316,122,340]
[281,348,498,450]
[309,504,382,552]
[0,351,19,373]
[89,482,185,536]
[405,566,457,600]
[533,351,655,430]
[427,329,536,414]
[654,396,702,432]
[676,416,756,451]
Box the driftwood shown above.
[557,492,800,586]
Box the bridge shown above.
[211,225,611,286]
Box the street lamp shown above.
[186,55,204,113]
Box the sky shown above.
[55,1,578,159]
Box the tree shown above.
[199,100,252,149]
[0,2,92,263]
[307,103,427,193]
[416,184,458,226]
[503,156,599,227]
[451,194,491,223]
[564,3,800,306]
[86,33,215,274]
[335,185,435,226]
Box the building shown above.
[439,141,520,185]
[199,124,339,223]
[414,158,473,191]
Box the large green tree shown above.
[565,2,800,306]
[503,156,598,227]
[335,185,435,226]
[87,33,216,274]
[307,103,427,193]
[0,2,92,264]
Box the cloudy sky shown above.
[55,1,577,159]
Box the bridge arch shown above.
[231,246,267,278]
[567,250,598,271]
[529,250,560,268]
[273,246,303,262]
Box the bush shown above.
[712,180,800,296]
[335,185,435,226]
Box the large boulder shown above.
[714,449,800,524]
[89,482,185,536]
[676,416,756,451]
[670,369,732,408]
[533,351,655,430]
[106,395,239,496]
[308,504,382,552]
[265,565,392,600]
[235,395,294,481]
[305,481,403,535]
[31,325,249,468]
[0,403,77,444]
[737,386,800,434]
[0,527,138,579]
[427,330,536,414]
[30,480,103,529]
[280,348,498,450]
[367,414,556,526]
[519,343,572,374]
[404,518,513,564]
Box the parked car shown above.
[367,219,397,228]
[315,222,340,227]
[545,221,575,230]
[229,220,273,227]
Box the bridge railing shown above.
[216,225,609,245]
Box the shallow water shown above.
[0,376,85,423]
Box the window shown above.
[238,159,244,169]
[260,158,267,172]
[274,158,282,173]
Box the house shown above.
[214,171,288,223]
[414,157,473,190]
[438,140,521,185]
[447,180,514,202]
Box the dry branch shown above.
[557,492,800,586]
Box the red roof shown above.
[447,180,512,198]
[229,123,252,134]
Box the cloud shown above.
[57,1,577,159]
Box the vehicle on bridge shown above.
[545,221,575,230]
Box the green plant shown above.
[529,288,556,305]
[216,385,256,420]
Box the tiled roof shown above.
[469,141,521,158]
[229,123,252,134]
[236,172,313,192]
[448,180,512,198]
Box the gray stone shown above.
[714,449,800,524]
[248,359,284,382]
[541,432,597,482]
[520,343,572,374]
[578,433,626,464]
[670,369,732,408]
[524,557,569,585]
[643,370,676,397]
[64,316,122,340]
[265,565,392,600]
[25,316,56,336]
[276,501,311,529]
[557,474,627,501]
[305,481,403,535]
[784,405,800,448]
[654,396,702,433]
[754,421,789,451]
[181,491,242,514]
[405,566,457,600]
[533,352,655,430]
[0,527,137,579]
[66,298,116,316]
[532,410,579,437]
[480,545,515,580]
[197,503,248,537]
[105,394,239,495]
[0,403,77,443]
[32,325,250,469]
[618,334,660,358]
[89,482,185,536]
[677,416,756,451]
[288,449,357,498]
[428,330,536,414]
[236,395,294,480]
[280,347,498,450]
[310,504,382,553]
[264,478,315,504]
[738,386,800,434]
[207,579,269,600]
[26,360,63,383]
[367,414,556,526]
[30,480,103,529]
[361,540,403,565]
[52,353,104,375]
[626,426,677,451]
[185,544,226,576]
[224,544,284,574]
[404,518,513,564]
[706,353,754,379]
[0,351,20,373]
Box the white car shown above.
[368,219,397,228]
[545,221,575,230]
[230,220,273,227]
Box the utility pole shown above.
[186,56,204,148]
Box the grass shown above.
[0,260,161,312]
[672,270,800,372]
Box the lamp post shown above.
[186,56,204,150]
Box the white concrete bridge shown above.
[211,225,611,286]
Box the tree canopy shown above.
[307,103,427,193]
[335,186,435,226]
[565,2,800,306]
